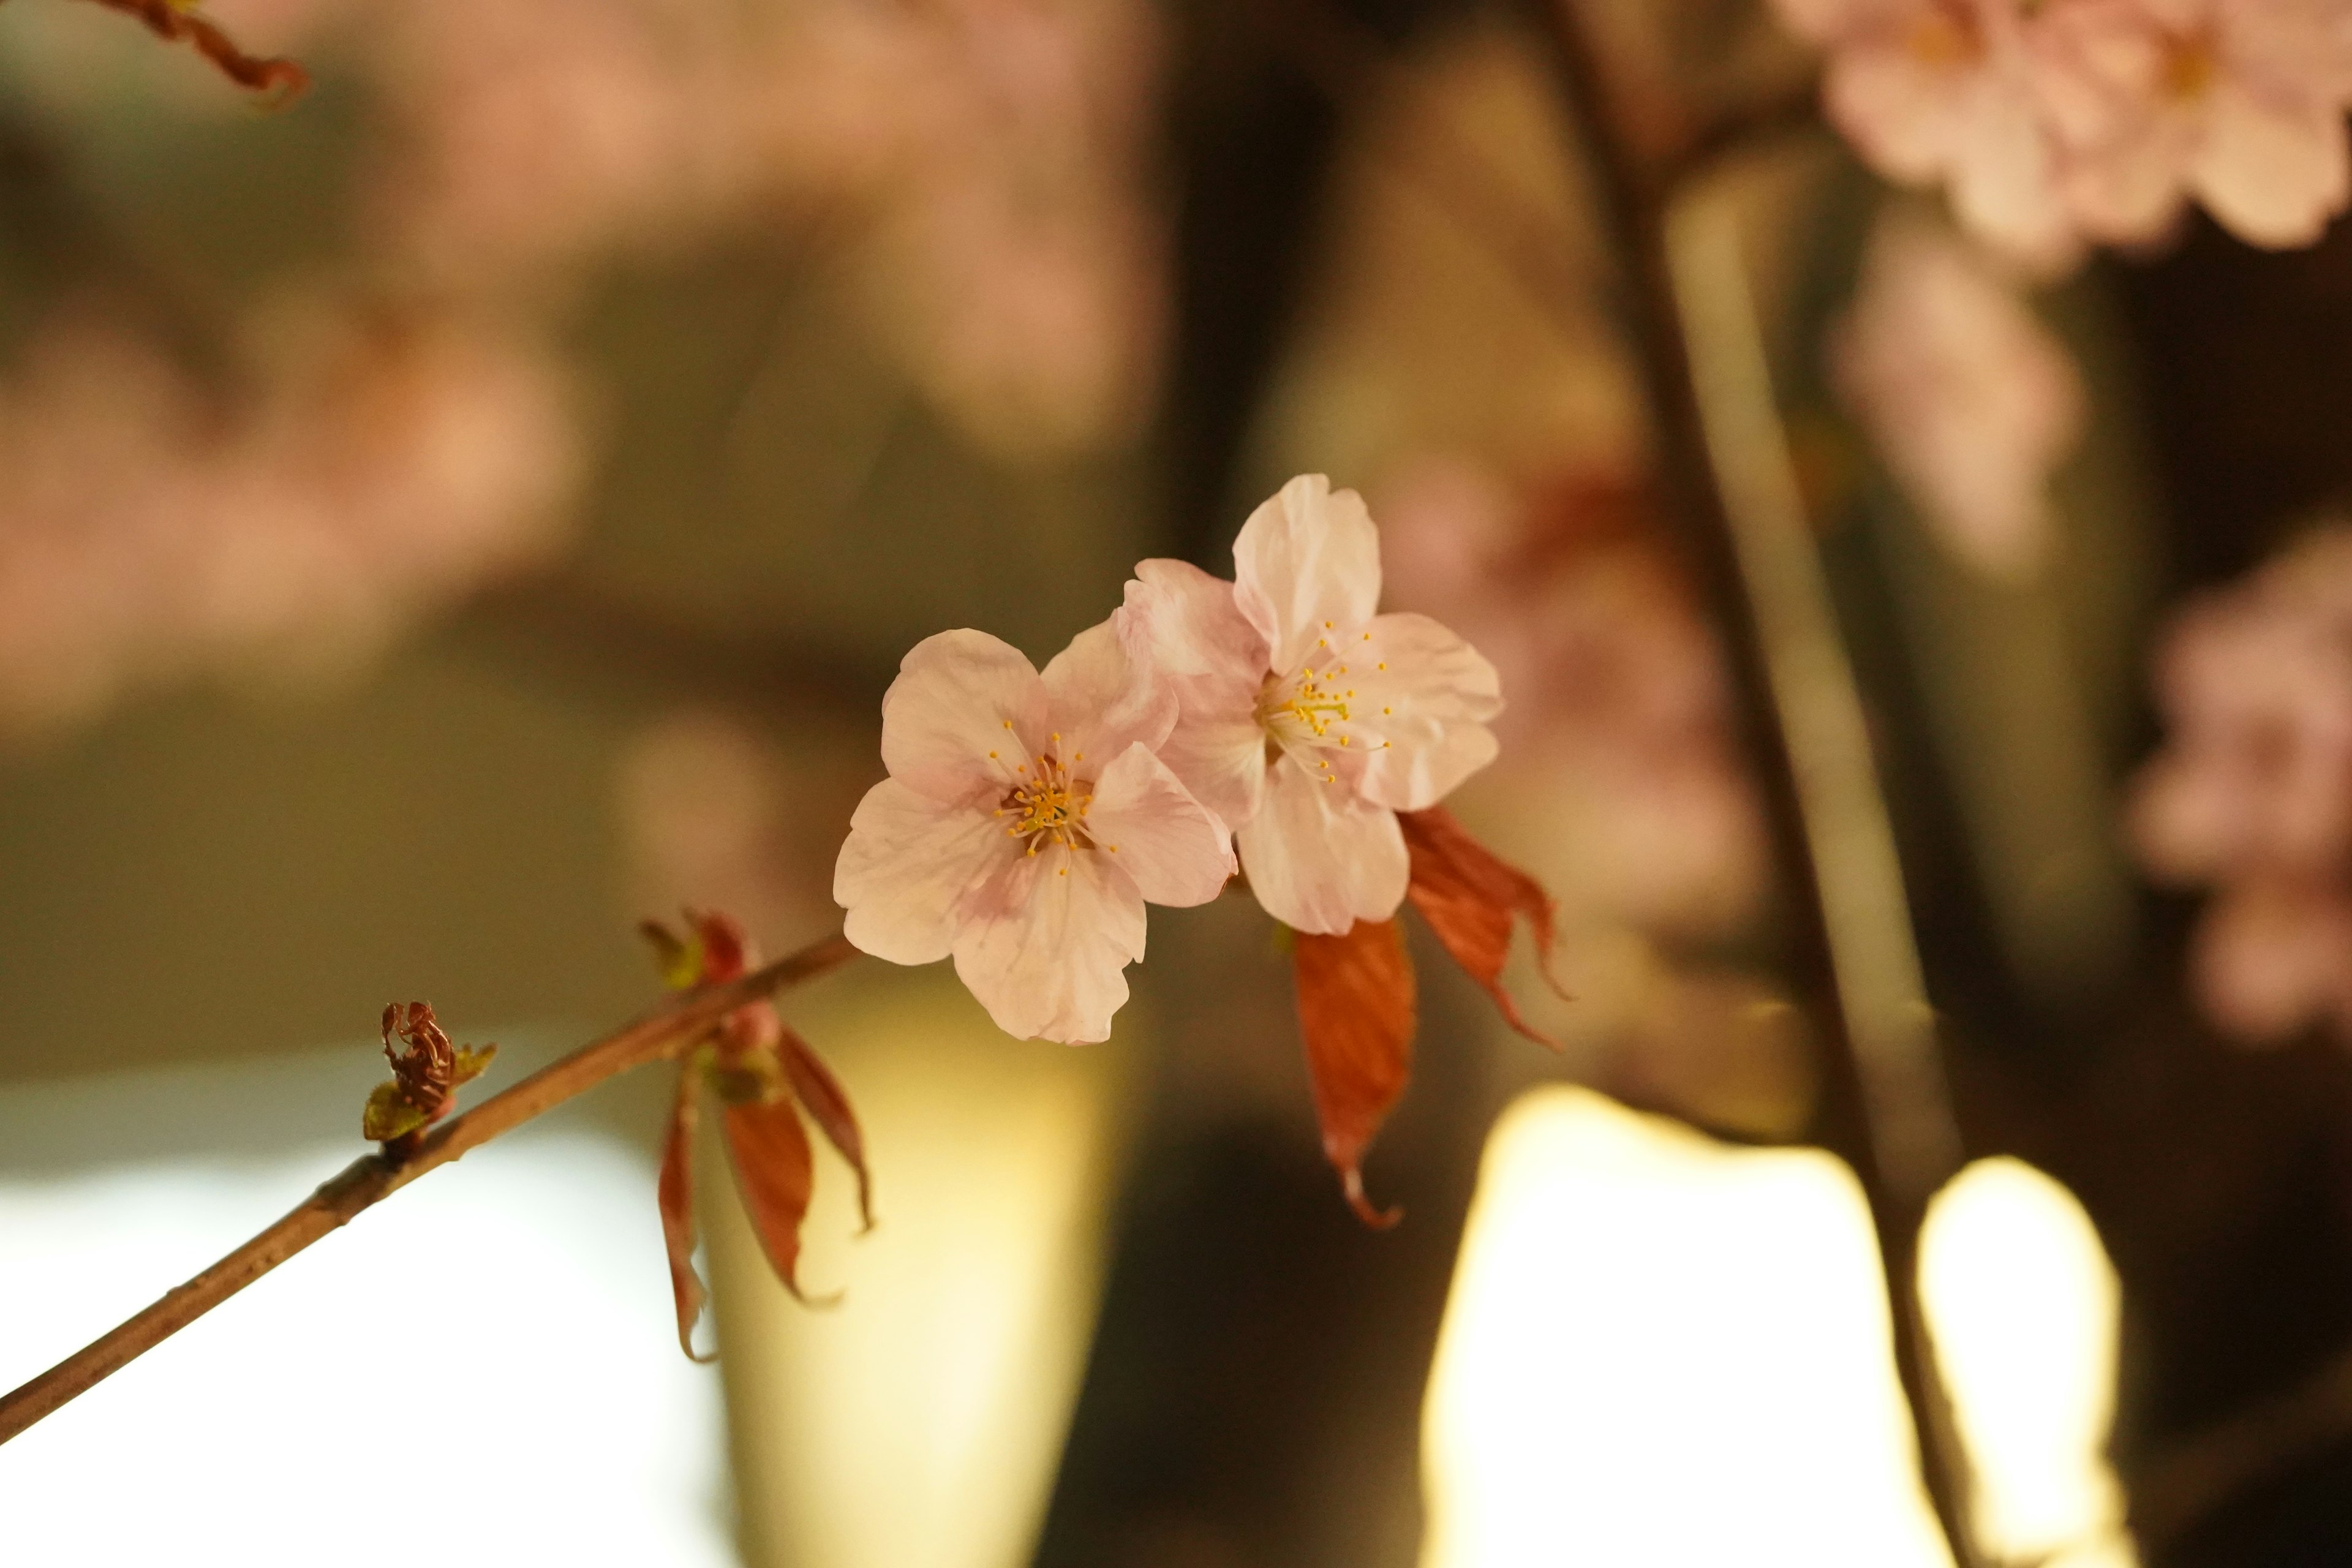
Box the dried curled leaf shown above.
[1400,807,1566,1048]
[658,1071,715,1363]
[363,1002,496,1145]
[722,1091,822,1303]
[641,907,869,1332]
[82,0,308,99]
[782,1026,874,1232]
[1292,919,1416,1228]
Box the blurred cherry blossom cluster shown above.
[2132,525,2352,1045]
[0,0,1164,736]
[1773,0,2352,270]
[0,304,579,733]
[1831,209,2085,581]
[343,0,1166,454]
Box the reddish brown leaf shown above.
[659,1071,714,1363]
[1292,918,1416,1228]
[365,1001,497,1146]
[1399,807,1567,1049]
[722,1093,822,1302]
[82,0,307,98]
[780,1027,873,1233]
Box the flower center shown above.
[1000,751,1093,853]
[1904,7,1981,69]
[2162,32,2217,100]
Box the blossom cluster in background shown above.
[0,0,1164,739]
[2132,524,2352,1045]
[1831,209,2085,581]
[0,304,578,733]
[1773,0,2352,268]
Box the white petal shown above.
[1345,612,1504,810]
[951,842,1147,1043]
[1085,742,1236,907]
[834,778,1011,965]
[2192,83,2350,248]
[1115,557,1268,681]
[1115,559,1273,829]
[1235,751,1409,935]
[1154,706,1268,832]
[880,629,1047,804]
[1232,475,1383,675]
[1041,617,1176,769]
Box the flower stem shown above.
[0,930,862,1447]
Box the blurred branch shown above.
[447,570,897,731]
[0,930,862,1446]
[73,0,307,98]
[1513,1,1977,1559]
[1661,76,1822,192]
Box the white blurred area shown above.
[1420,1087,2138,1568]
[0,1056,733,1568]
[707,969,1129,1568]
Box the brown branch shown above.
[76,0,308,99]
[0,930,862,1447]
[2130,1332,2352,1551]
[1513,2,1977,1561]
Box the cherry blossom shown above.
[0,306,580,734]
[1831,211,2084,581]
[1116,475,1502,935]
[1770,0,2079,268]
[2037,0,2352,249]
[834,621,1232,1043]
[2131,524,2352,1043]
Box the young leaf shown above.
[1399,807,1565,1048]
[722,1093,821,1302]
[659,1072,715,1363]
[1292,918,1416,1227]
[781,1027,874,1233]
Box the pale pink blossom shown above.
[2037,0,2352,248]
[1832,211,2084,581]
[1772,0,2080,267]
[0,306,580,733]
[1116,475,1502,935]
[2131,524,2352,1044]
[834,622,1232,1043]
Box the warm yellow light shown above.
[1419,1085,1953,1567]
[707,970,1130,1568]
[1420,1089,2139,1568]
[1919,1158,2135,1567]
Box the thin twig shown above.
[0,930,862,1447]
[1511,2,1977,1559]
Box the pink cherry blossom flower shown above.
[2130,524,2352,1044]
[1771,0,2080,268]
[1831,211,2085,581]
[834,621,1232,1044]
[2037,0,2352,249]
[1115,475,1502,935]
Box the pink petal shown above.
[1041,617,1175,770]
[1232,475,1382,676]
[1085,741,1235,907]
[1347,612,1503,811]
[1116,558,1272,829]
[835,777,1010,964]
[1116,557,1268,681]
[880,628,1048,805]
[2191,83,2350,247]
[1236,750,1409,935]
[951,840,1147,1042]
